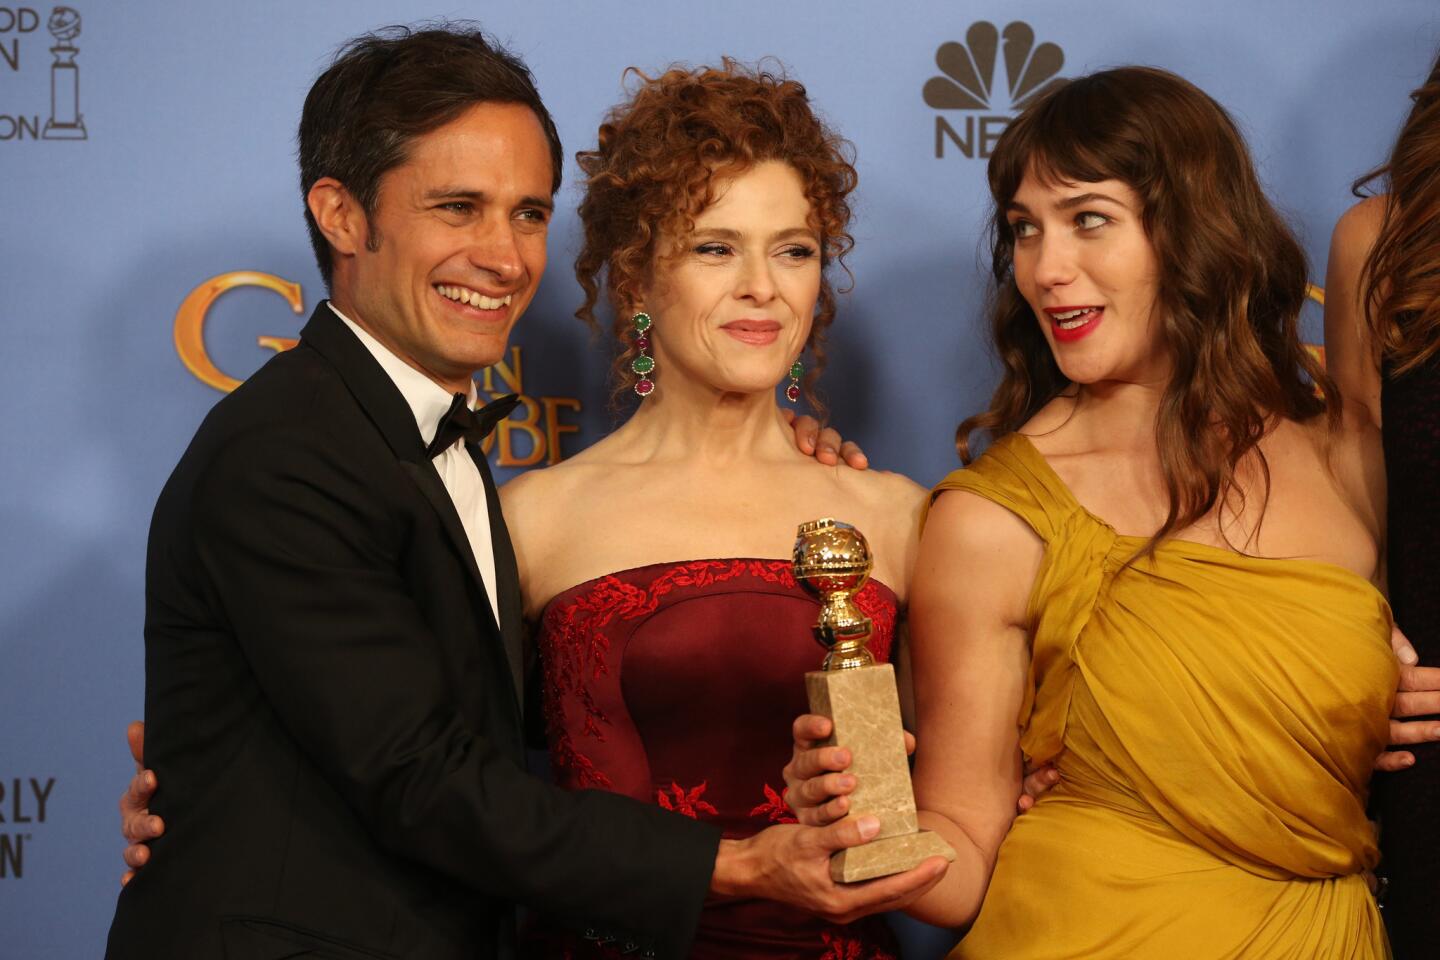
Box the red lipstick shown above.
[1045,306,1104,343]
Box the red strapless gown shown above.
[528,558,901,960]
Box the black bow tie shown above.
[426,393,519,458]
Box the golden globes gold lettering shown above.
[175,271,305,392]
[173,271,583,466]
[1304,284,1327,369]
[793,519,956,882]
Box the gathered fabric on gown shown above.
[528,558,901,960]
[933,434,1395,960]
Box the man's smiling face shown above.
[342,100,554,392]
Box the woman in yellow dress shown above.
[814,66,1393,957]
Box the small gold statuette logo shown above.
[43,6,85,140]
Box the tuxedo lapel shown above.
[470,444,525,707]
[398,459,494,605]
[300,305,427,463]
[301,303,523,710]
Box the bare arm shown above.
[903,489,1043,926]
[1322,197,1440,769]
[1323,196,1386,428]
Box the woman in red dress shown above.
[502,61,929,959]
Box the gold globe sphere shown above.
[792,518,876,670]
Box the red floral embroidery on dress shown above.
[540,560,894,791]
[852,585,895,664]
[820,929,899,960]
[749,783,799,824]
[656,780,718,819]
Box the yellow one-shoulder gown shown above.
[934,434,1395,959]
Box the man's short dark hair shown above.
[299,23,564,289]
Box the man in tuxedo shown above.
[105,24,944,960]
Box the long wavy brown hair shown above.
[1353,49,1440,377]
[958,66,1337,554]
[574,60,857,410]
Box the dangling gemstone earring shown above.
[785,359,803,403]
[631,312,655,397]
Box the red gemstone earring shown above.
[785,360,803,403]
[631,312,655,397]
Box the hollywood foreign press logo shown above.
[924,21,1064,160]
[1,5,87,141]
[1,776,56,879]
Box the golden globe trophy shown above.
[794,518,956,882]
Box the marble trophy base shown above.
[805,662,957,882]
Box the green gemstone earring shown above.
[630,312,655,397]
[785,360,803,403]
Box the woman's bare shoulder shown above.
[1330,194,1387,269]
[1336,194,1387,240]
[843,460,927,502]
[913,485,1044,630]
[498,459,567,515]
[925,484,1040,553]
[1320,404,1385,522]
[1017,395,1081,452]
[1275,410,1384,548]
[499,432,625,511]
[499,452,625,552]
[832,461,928,527]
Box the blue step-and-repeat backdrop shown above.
[2,2,1437,956]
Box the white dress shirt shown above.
[328,302,499,625]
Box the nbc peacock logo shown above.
[924,21,1065,160]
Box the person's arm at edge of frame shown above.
[1324,196,1440,772]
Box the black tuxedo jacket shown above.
[106,305,719,960]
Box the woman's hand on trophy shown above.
[1377,622,1440,772]
[709,818,947,923]
[119,720,165,885]
[782,714,916,826]
[786,712,1060,818]
[781,409,869,469]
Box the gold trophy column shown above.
[794,519,956,882]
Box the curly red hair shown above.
[574,59,857,409]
